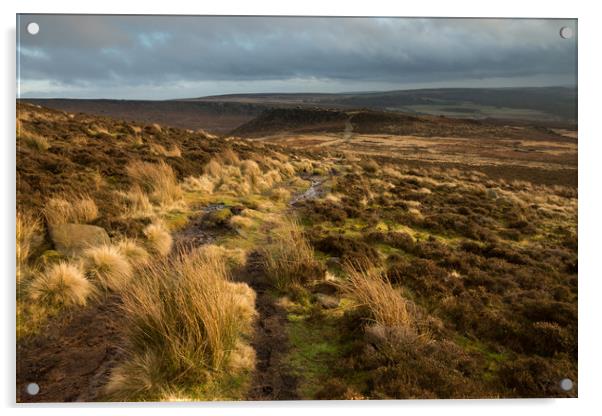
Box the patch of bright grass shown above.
[454,334,508,382]
[163,210,190,231]
[283,298,359,399]
[167,370,253,401]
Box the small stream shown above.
[290,176,326,205]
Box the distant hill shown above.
[22,87,576,134]
[19,99,266,134]
[196,87,577,126]
[230,107,571,142]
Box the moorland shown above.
[16,96,577,401]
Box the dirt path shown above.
[16,196,314,403]
[16,295,124,402]
[343,117,354,140]
[244,266,299,400]
[174,206,300,400]
[290,175,326,205]
[312,116,354,149]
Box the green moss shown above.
[185,370,253,401]
[39,249,64,265]
[286,315,343,398]
[17,301,59,339]
[282,298,362,399]
[454,334,508,383]
[163,210,190,231]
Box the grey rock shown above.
[50,223,110,256]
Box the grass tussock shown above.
[16,211,42,283]
[83,245,134,292]
[200,153,299,198]
[269,187,291,202]
[29,262,94,307]
[260,218,323,290]
[204,159,223,178]
[115,185,154,219]
[126,160,183,206]
[229,215,254,230]
[342,260,415,330]
[44,194,99,226]
[105,248,257,400]
[19,130,50,151]
[117,238,150,268]
[218,148,240,166]
[241,159,261,178]
[196,244,248,270]
[143,221,173,256]
[182,175,215,194]
[149,143,182,158]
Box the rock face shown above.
[49,223,110,256]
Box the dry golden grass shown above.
[260,218,321,290]
[202,155,294,197]
[408,207,423,220]
[269,187,291,202]
[278,161,296,177]
[115,185,154,219]
[16,211,41,283]
[44,194,99,226]
[143,222,173,256]
[149,143,182,158]
[342,260,414,330]
[18,130,50,151]
[322,193,342,203]
[126,160,183,206]
[241,159,264,190]
[204,159,223,178]
[227,340,257,373]
[105,248,257,400]
[29,262,94,307]
[117,238,150,268]
[83,245,133,292]
[290,176,311,189]
[219,148,240,166]
[229,215,254,230]
[196,244,248,270]
[382,166,403,179]
[241,159,261,178]
[264,169,282,186]
[182,175,215,194]
[217,179,251,197]
[293,159,314,173]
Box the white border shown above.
[3,1,601,415]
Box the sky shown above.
[17,15,577,99]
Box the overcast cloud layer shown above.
[17,15,577,99]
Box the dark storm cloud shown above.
[17,15,577,98]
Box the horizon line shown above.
[18,84,577,102]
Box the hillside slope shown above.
[230,107,572,142]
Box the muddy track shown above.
[174,207,300,400]
[243,261,299,401]
[290,175,327,206]
[16,295,124,402]
[16,201,306,402]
